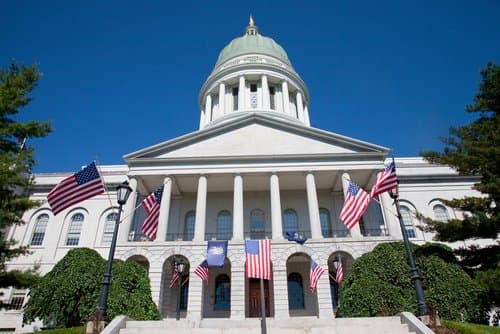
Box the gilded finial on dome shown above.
[245,15,258,35]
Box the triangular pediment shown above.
[124,113,389,163]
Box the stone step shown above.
[121,316,414,334]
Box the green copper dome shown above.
[214,19,291,68]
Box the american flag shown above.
[245,239,272,280]
[335,259,344,284]
[169,265,179,288]
[340,181,371,230]
[370,159,398,198]
[309,259,325,293]
[195,260,209,283]
[141,185,164,240]
[47,162,105,215]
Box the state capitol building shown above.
[1,18,482,332]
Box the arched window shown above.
[319,208,332,237]
[283,209,298,234]
[250,209,265,239]
[31,214,49,246]
[287,273,304,309]
[66,213,84,246]
[433,204,449,222]
[216,210,232,240]
[214,274,231,311]
[184,211,195,241]
[102,212,117,243]
[400,206,416,238]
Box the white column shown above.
[230,264,245,319]
[261,75,270,109]
[186,269,203,321]
[282,81,290,115]
[238,76,245,111]
[218,82,226,116]
[306,172,322,239]
[316,263,334,319]
[270,173,284,239]
[304,105,311,126]
[205,94,212,125]
[155,176,172,243]
[341,172,362,238]
[194,175,207,241]
[118,176,137,243]
[296,92,305,122]
[199,109,205,129]
[379,182,402,239]
[272,267,289,319]
[148,263,163,309]
[232,174,244,240]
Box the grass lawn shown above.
[442,320,500,334]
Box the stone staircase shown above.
[109,314,433,334]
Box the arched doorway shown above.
[126,255,150,272]
[202,258,231,318]
[286,252,316,317]
[245,263,274,318]
[327,251,354,314]
[160,255,190,318]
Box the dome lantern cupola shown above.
[198,18,311,129]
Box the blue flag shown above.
[206,240,228,267]
[286,231,307,245]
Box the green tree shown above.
[0,61,51,293]
[23,248,161,327]
[342,242,489,323]
[420,63,499,317]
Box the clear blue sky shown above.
[3,1,499,173]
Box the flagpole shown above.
[94,158,115,211]
[259,278,267,334]
[390,187,428,320]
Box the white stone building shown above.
[0,19,486,332]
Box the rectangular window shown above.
[232,87,238,111]
[269,86,276,110]
[250,83,258,109]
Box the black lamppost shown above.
[175,258,186,321]
[332,256,344,318]
[390,189,428,318]
[94,181,133,326]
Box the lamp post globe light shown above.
[94,181,133,329]
[175,258,186,321]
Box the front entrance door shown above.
[249,278,270,317]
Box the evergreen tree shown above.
[420,63,499,317]
[0,61,51,291]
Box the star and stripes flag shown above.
[47,162,105,215]
[169,265,179,288]
[245,239,272,280]
[335,260,344,284]
[309,259,325,293]
[141,185,164,240]
[339,181,371,230]
[370,159,398,198]
[195,260,210,284]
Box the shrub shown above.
[342,242,489,323]
[24,248,160,327]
